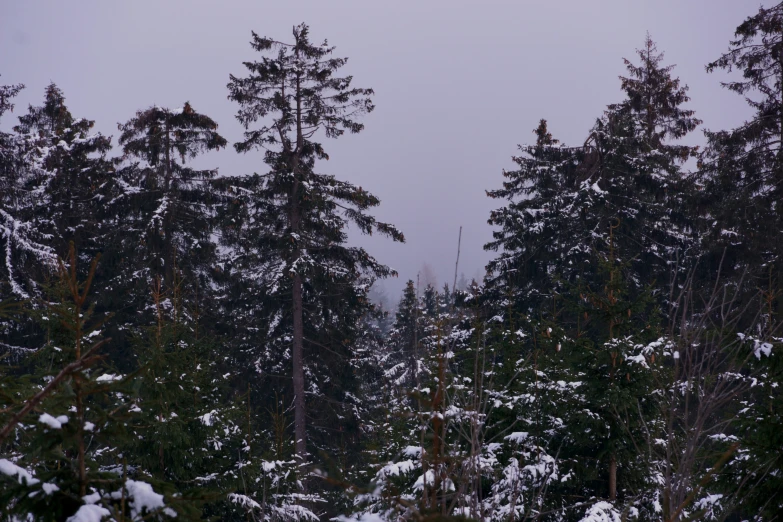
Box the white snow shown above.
[41,482,59,495]
[578,501,622,522]
[66,504,110,522]
[336,514,387,522]
[753,340,773,359]
[38,413,69,429]
[0,459,39,485]
[199,410,217,426]
[229,493,261,510]
[505,432,529,443]
[378,460,416,478]
[590,181,606,194]
[625,353,648,367]
[125,479,177,518]
[693,493,723,515]
[402,446,422,457]
[96,373,123,382]
[413,470,435,491]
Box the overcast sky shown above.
[0,1,759,299]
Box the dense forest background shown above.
[2,2,783,522]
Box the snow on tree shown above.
[0,80,56,302]
[223,23,403,468]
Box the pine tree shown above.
[120,275,251,520]
[483,36,700,517]
[421,284,438,319]
[4,83,115,362]
[384,280,426,394]
[353,281,576,521]
[0,78,23,116]
[566,239,663,504]
[225,23,404,466]
[115,102,226,289]
[616,34,701,156]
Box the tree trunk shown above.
[609,453,617,501]
[163,116,175,290]
[292,270,307,464]
[291,40,308,469]
[290,183,307,467]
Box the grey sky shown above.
[0,1,756,299]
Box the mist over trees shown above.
[1,4,783,522]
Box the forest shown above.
[1,3,782,522]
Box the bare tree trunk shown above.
[163,116,175,290]
[290,161,306,466]
[609,454,617,501]
[431,327,445,512]
[292,271,307,463]
[452,226,462,299]
[291,44,308,468]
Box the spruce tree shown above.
[615,34,701,156]
[484,35,699,515]
[485,119,585,316]
[486,36,700,319]
[115,102,226,290]
[701,1,783,309]
[13,83,114,264]
[386,280,426,394]
[107,102,226,365]
[0,79,58,359]
[565,244,663,504]
[699,10,783,513]
[0,248,177,521]
[4,83,114,360]
[122,276,247,519]
[0,79,56,303]
[225,23,404,465]
[581,34,700,304]
[0,78,23,116]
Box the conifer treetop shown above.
[707,2,783,97]
[0,77,24,119]
[14,83,74,136]
[118,102,227,166]
[228,23,375,161]
[611,33,701,158]
[704,1,783,170]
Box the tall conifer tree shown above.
[484,35,700,511]
[582,35,700,303]
[115,102,227,291]
[107,103,226,363]
[486,36,700,319]
[700,4,783,515]
[485,119,585,316]
[13,83,114,264]
[0,80,56,303]
[225,23,404,465]
[701,2,783,305]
